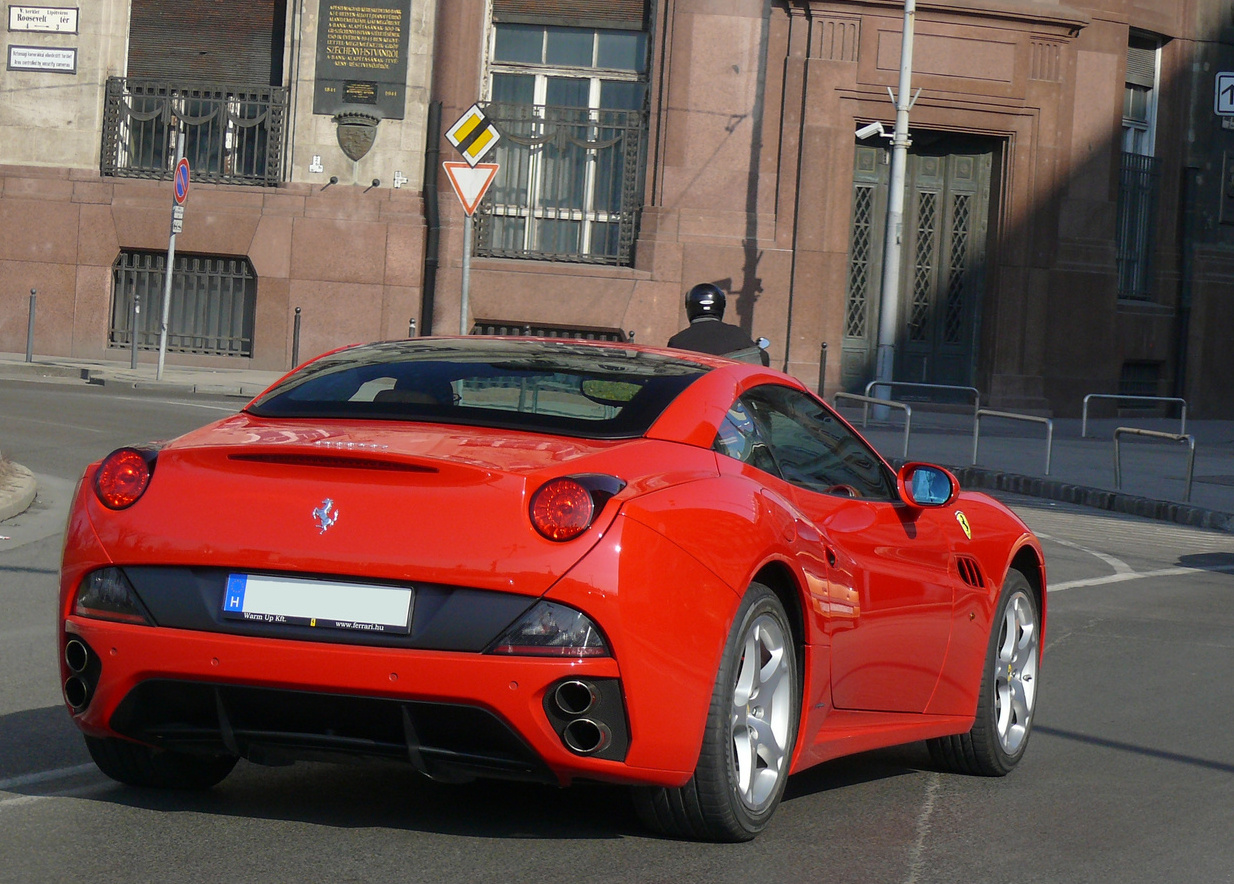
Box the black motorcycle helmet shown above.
[685,283,726,321]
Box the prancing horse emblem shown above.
[313,498,339,534]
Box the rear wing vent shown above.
[955,555,986,588]
[229,453,438,473]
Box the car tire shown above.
[634,582,799,841]
[928,568,1040,776]
[85,735,237,790]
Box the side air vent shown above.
[955,555,986,588]
[228,454,438,473]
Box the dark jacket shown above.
[667,316,757,356]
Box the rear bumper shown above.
[60,619,675,787]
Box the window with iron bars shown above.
[1116,34,1161,301]
[110,250,257,358]
[101,77,288,186]
[478,23,649,266]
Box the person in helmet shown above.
[668,283,768,364]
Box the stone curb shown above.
[0,462,37,523]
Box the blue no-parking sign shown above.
[173,157,191,204]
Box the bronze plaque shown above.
[343,80,378,105]
[313,0,410,120]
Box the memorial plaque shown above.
[313,0,410,120]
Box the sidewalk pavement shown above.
[2,352,1233,533]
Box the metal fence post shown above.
[292,307,302,368]
[25,289,37,363]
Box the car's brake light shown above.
[530,478,595,541]
[529,474,626,542]
[94,448,155,510]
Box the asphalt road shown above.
[1,380,1232,883]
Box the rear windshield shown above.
[246,339,710,439]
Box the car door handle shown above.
[825,546,837,567]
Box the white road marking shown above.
[0,763,97,793]
[0,764,107,810]
[1037,531,1134,576]
[1049,564,1234,592]
[1035,529,1234,591]
[902,773,940,884]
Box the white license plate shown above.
[222,574,413,634]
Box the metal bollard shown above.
[409,317,417,337]
[817,341,828,395]
[25,289,36,363]
[130,285,140,370]
[292,307,302,368]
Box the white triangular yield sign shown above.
[443,161,499,216]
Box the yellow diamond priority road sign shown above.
[445,104,501,166]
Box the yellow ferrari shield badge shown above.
[955,511,972,539]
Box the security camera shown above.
[855,121,886,140]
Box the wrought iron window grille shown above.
[101,77,288,187]
[472,102,647,266]
[1115,151,1160,301]
[109,250,257,358]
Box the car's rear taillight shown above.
[93,447,156,509]
[530,478,594,541]
[528,474,626,542]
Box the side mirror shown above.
[897,462,959,508]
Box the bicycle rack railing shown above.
[833,393,912,458]
[1081,394,1187,438]
[1113,427,1195,502]
[972,409,1054,475]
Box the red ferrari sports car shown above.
[59,337,1044,841]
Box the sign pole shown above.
[460,220,472,336]
[157,130,185,380]
[443,105,502,337]
[441,161,498,336]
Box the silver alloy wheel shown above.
[729,612,792,811]
[994,588,1039,755]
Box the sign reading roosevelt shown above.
[313,0,410,120]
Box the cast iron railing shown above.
[101,77,288,186]
[473,102,647,266]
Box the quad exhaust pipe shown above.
[63,638,95,711]
[65,639,90,673]
[550,680,615,756]
[553,680,598,716]
[562,718,611,755]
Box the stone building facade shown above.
[2,1,1233,416]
